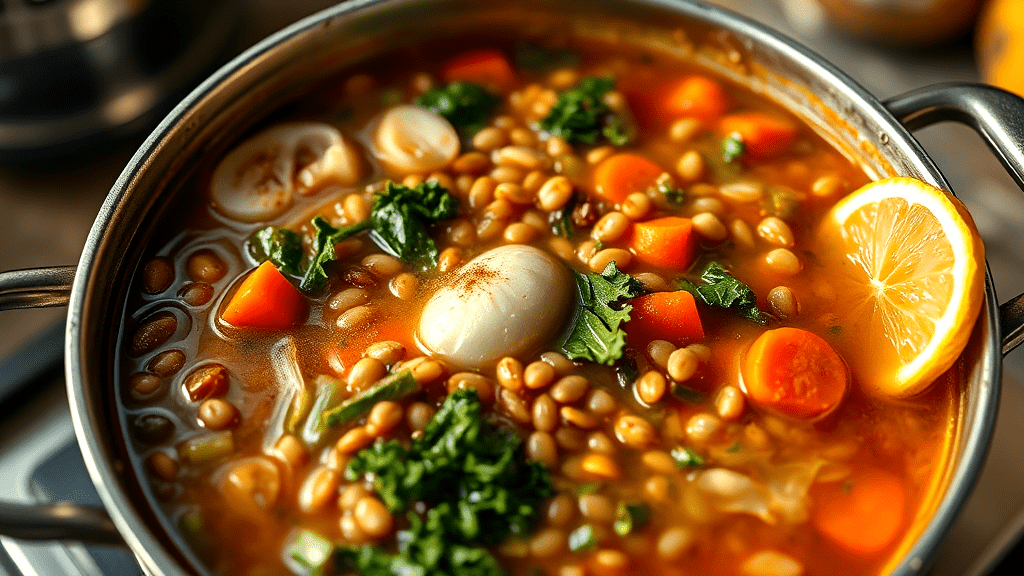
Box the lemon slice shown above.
[819,177,985,397]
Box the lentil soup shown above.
[119,31,963,576]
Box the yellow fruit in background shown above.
[977,0,1024,96]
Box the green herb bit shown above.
[767,186,800,219]
[574,482,603,496]
[324,370,418,428]
[249,226,304,275]
[300,216,371,292]
[417,81,499,135]
[540,76,633,146]
[300,375,344,446]
[513,42,580,74]
[671,446,705,468]
[827,324,843,336]
[670,383,706,404]
[560,262,645,365]
[592,240,605,251]
[286,529,334,576]
[658,180,686,205]
[722,133,746,163]
[569,524,598,552]
[725,440,742,454]
[552,193,580,238]
[342,390,551,576]
[682,262,768,325]
[370,180,460,271]
[613,503,650,536]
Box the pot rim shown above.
[64,1,1002,574]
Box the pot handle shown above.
[0,266,76,311]
[0,502,122,544]
[884,82,1024,356]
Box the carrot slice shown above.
[627,291,704,348]
[659,75,730,121]
[221,261,307,330]
[719,112,798,159]
[441,49,515,93]
[811,468,906,557]
[593,153,665,204]
[741,327,849,420]
[627,216,697,271]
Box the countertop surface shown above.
[1,1,1023,575]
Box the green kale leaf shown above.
[249,226,304,276]
[561,262,645,365]
[681,262,767,324]
[299,216,371,292]
[540,77,634,146]
[722,133,746,163]
[418,82,500,135]
[370,180,460,271]
[341,390,552,576]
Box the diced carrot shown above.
[441,49,515,93]
[719,112,798,159]
[627,291,704,348]
[627,216,697,271]
[593,153,665,204]
[221,262,307,330]
[811,468,906,557]
[658,75,730,122]
[741,327,849,420]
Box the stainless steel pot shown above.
[2,0,1024,574]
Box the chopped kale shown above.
[540,77,633,146]
[722,133,746,162]
[681,262,768,325]
[340,390,552,576]
[299,217,371,292]
[370,180,460,271]
[418,81,500,135]
[671,446,705,468]
[560,262,645,365]
[249,226,304,275]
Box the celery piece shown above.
[180,431,233,463]
[324,370,418,428]
[300,375,344,447]
[285,528,334,576]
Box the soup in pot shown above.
[117,30,980,576]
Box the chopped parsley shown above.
[725,440,743,454]
[613,503,650,536]
[722,133,746,162]
[417,81,499,135]
[552,192,580,238]
[681,262,768,325]
[671,446,705,468]
[252,181,459,292]
[658,179,686,205]
[560,262,645,365]
[339,390,551,576]
[540,77,633,146]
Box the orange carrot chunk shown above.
[627,291,704,348]
[741,327,849,420]
[221,261,307,330]
[627,216,697,271]
[592,153,665,204]
[811,468,907,557]
[719,112,798,159]
[660,75,730,121]
[441,49,515,93]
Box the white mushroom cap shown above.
[372,104,460,175]
[418,245,575,369]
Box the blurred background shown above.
[1,0,1023,574]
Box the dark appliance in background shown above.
[0,0,240,162]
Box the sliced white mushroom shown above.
[211,122,363,222]
[418,245,574,369]
[372,104,460,175]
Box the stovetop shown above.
[2,1,1024,575]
